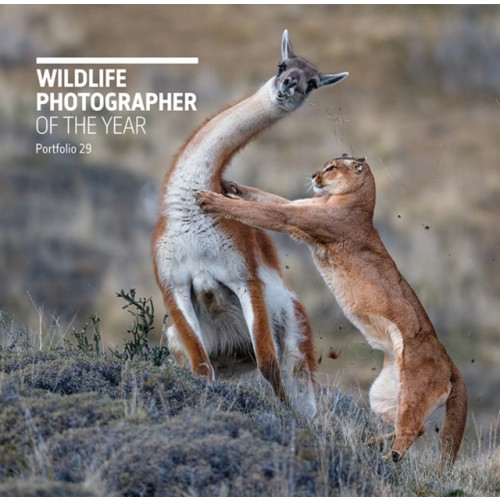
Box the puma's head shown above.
[312,154,373,197]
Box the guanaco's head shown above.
[273,30,349,112]
[312,154,374,199]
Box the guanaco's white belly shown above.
[155,185,301,361]
[158,180,247,277]
[153,183,250,355]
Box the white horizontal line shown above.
[36,57,199,65]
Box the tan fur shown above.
[197,154,467,464]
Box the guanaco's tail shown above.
[440,366,467,466]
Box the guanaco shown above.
[197,154,467,464]
[151,30,348,416]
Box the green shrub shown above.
[109,289,169,366]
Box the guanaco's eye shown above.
[277,62,287,76]
[306,79,318,92]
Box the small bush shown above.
[110,289,169,366]
[71,312,103,356]
[0,311,30,351]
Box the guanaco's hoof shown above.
[391,450,402,462]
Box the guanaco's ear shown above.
[319,72,349,87]
[281,29,295,60]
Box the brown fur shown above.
[197,154,467,464]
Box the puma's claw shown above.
[221,179,242,196]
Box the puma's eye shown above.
[277,62,287,76]
[306,79,318,92]
[325,165,335,172]
[354,163,364,173]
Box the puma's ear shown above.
[319,72,349,88]
[281,29,295,60]
[356,157,367,163]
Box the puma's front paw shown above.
[195,190,228,216]
[221,179,244,198]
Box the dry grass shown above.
[0,316,499,496]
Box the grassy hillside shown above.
[0,298,499,496]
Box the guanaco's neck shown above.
[167,78,287,193]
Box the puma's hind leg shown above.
[389,365,451,462]
[368,356,399,448]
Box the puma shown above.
[197,154,467,465]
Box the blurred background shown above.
[0,5,498,438]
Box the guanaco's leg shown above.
[276,299,317,417]
[228,279,288,405]
[164,286,214,380]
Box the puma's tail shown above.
[440,366,467,466]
